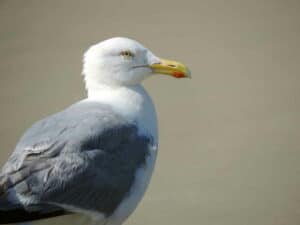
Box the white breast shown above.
[87,84,158,141]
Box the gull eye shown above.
[120,51,135,59]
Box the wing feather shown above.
[0,101,152,224]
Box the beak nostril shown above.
[168,64,176,68]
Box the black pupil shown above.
[122,51,132,57]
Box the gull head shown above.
[83,37,191,89]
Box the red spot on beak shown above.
[173,71,185,78]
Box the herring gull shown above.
[0,37,191,225]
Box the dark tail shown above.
[0,176,69,224]
[0,192,68,224]
[0,208,68,224]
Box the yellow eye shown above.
[120,51,134,58]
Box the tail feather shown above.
[0,208,68,224]
[0,195,69,224]
[0,176,69,224]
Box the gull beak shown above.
[150,58,191,78]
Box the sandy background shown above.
[0,0,300,225]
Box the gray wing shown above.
[0,100,153,223]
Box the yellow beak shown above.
[150,58,191,78]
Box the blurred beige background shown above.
[0,0,300,225]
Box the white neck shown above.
[86,84,158,142]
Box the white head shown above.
[82,37,191,91]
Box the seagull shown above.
[0,37,190,225]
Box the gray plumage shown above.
[0,100,153,223]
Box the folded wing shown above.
[0,101,152,224]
